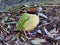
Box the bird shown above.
[17,13,39,31]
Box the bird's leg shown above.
[24,31,32,39]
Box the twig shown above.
[39,5,60,6]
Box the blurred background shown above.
[0,0,60,11]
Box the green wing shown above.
[17,13,30,30]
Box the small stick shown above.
[39,5,60,6]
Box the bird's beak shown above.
[38,13,48,19]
